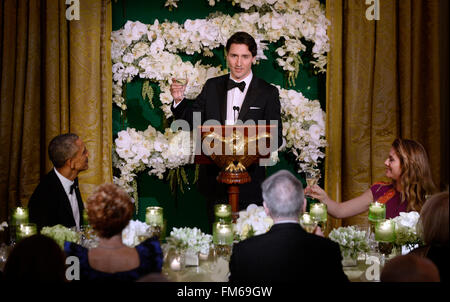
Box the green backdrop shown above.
[112,0,326,235]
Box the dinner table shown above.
[161,245,389,282]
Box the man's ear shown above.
[263,201,270,216]
[302,198,307,213]
[66,157,74,170]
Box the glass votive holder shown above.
[375,220,396,243]
[299,213,317,233]
[368,202,386,222]
[11,207,29,226]
[168,249,186,272]
[214,204,232,223]
[16,223,37,241]
[82,208,89,226]
[309,203,327,223]
[146,206,164,227]
[213,221,233,245]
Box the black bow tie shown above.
[70,179,78,195]
[227,79,246,92]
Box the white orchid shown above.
[329,226,370,258]
[391,211,423,248]
[233,204,274,241]
[122,220,151,247]
[167,227,212,254]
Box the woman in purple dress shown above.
[305,138,436,219]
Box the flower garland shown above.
[112,1,329,197]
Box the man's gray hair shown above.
[48,133,79,168]
[261,170,304,218]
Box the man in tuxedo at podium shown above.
[28,133,88,231]
[170,31,283,224]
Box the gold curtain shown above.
[326,0,447,227]
[0,0,112,223]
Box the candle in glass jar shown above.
[215,204,231,218]
[299,213,317,233]
[369,202,386,222]
[12,207,29,225]
[146,207,163,226]
[170,257,181,271]
[375,220,395,242]
[300,213,312,224]
[16,223,37,241]
[82,208,89,225]
[214,222,233,245]
[199,251,209,261]
[309,203,327,222]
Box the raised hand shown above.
[170,78,188,104]
[305,184,329,202]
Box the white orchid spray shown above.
[329,226,370,259]
[391,211,424,250]
[122,220,152,247]
[167,227,212,254]
[233,204,274,241]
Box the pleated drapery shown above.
[325,0,447,227]
[0,0,112,223]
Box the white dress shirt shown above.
[54,168,80,231]
[225,72,253,125]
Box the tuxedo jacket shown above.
[28,169,84,230]
[171,74,283,210]
[228,223,349,283]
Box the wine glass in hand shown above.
[305,171,320,199]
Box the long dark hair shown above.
[392,138,436,211]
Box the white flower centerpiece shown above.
[40,224,81,249]
[122,219,153,247]
[329,226,369,266]
[233,204,274,241]
[391,211,424,254]
[166,227,212,266]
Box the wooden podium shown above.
[195,125,276,218]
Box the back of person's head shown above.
[87,183,133,238]
[381,254,440,282]
[391,138,436,211]
[48,133,79,168]
[419,191,449,246]
[3,234,66,281]
[261,170,304,219]
[226,31,257,57]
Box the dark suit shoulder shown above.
[204,74,228,86]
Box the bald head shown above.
[381,254,440,282]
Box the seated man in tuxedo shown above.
[28,133,88,231]
[228,170,349,283]
[170,31,283,225]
